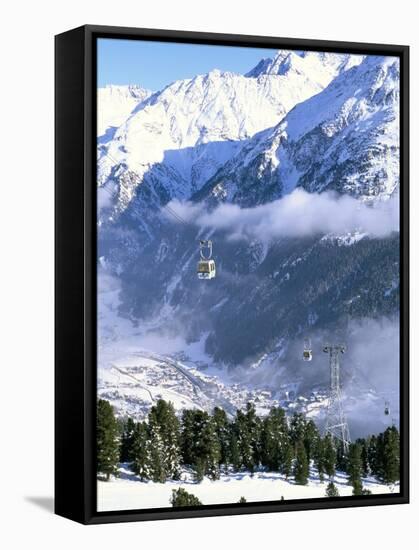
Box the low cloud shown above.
[165,189,399,241]
[287,317,400,438]
[98,185,114,212]
[345,317,399,396]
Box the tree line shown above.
[97,398,400,497]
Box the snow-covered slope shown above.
[97,51,364,216]
[97,85,152,141]
[198,55,399,205]
[98,467,397,511]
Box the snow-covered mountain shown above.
[97,51,364,217]
[97,85,152,141]
[197,55,400,206]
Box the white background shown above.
[0,1,416,548]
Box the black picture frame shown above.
[55,24,409,525]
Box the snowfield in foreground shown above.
[97,466,398,512]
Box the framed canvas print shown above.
[55,25,409,524]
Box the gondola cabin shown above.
[303,349,312,361]
[303,338,312,361]
[197,259,216,279]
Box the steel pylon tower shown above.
[323,344,351,452]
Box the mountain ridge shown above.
[97,51,367,220]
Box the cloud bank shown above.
[165,189,399,241]
[98,185,114,212]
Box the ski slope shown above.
[97,466,398,512]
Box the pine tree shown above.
[147,423,167,483]
[213,407,231,471]
[376,432,387,480]
[131,421,150,480]
[193,458,206,483]
[313,437,325,482]
[242,403,262,473]
[381,426,400,484]
[282,441,294,479]
[260,406,288,472]
[229,429,241,472]
[234,409,250,471]
[260,415,272,468]
[120,417,136,463]
[293,440,309,485]
[367,434,380,477]
[203,416,221,480]
[180,409,196,466]
[323,434,337,480]
[161,402,182,480]
[347,442,363,491]
[289,413,307,447]
[234,409,257,473]
[325,481,340,497]
[182,410,221,481]
[303,419,320,464]
[336,440,348,472]
[352,479,363,496]
[97,399,120,481]
[148,400,181,481]
[170,488,202,507]
[360,438,370,477]
[238,496,247,503]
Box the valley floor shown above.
[97,465,397,512]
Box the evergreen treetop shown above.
[293,440,309,485]
[170,488,202,507]
[325,481,340,497]
[97,399,120,481]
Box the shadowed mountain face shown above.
[100,219,399,367]
[97,53,400,377]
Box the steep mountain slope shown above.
[97,85,152,142]
[97,51,364,218]
[197,55,399,206]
